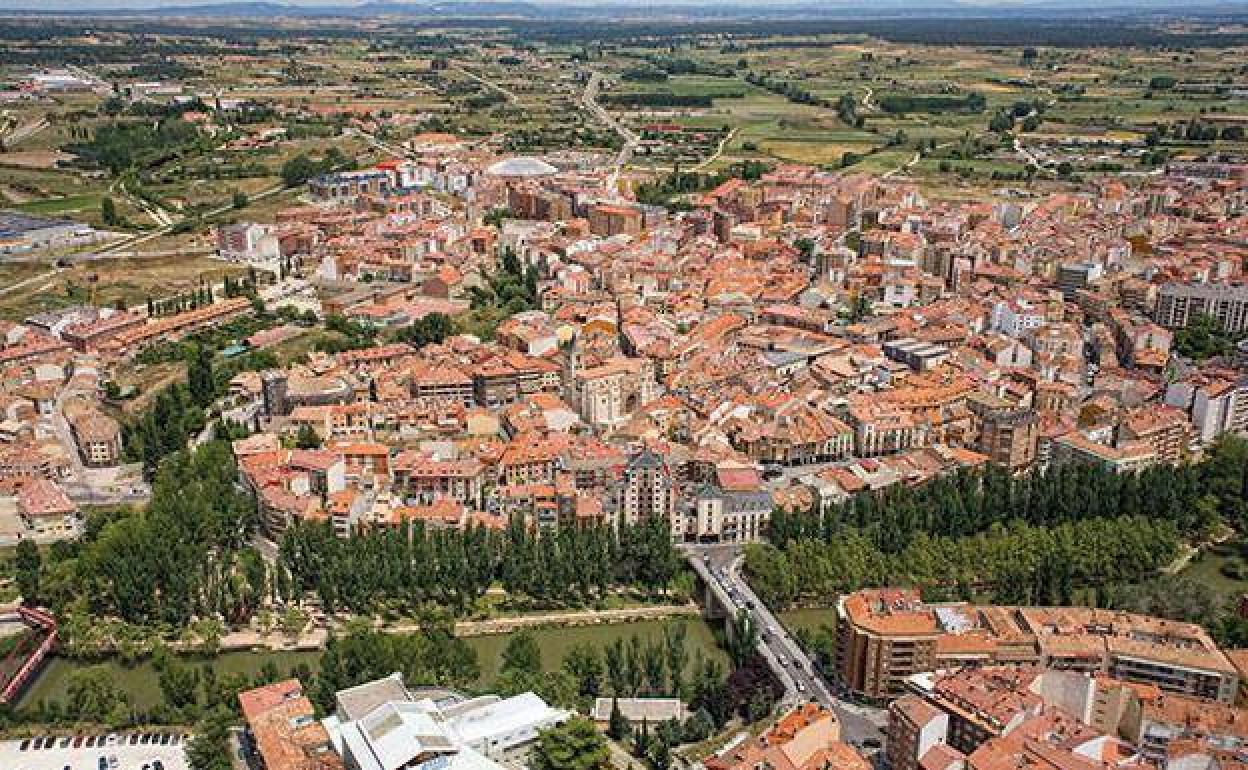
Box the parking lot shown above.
[1,730,189,770]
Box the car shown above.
[98,758,108,770]
[109,756,120,769]
[140,734,152,745]
[60,736,72,747]
[161,733,172,745]
[73,736,84,748]
[154,761,166,770]
[19,739,29,751]
[862,739,882,749]
[131,733,141,744]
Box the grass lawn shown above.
[14,194,103,216]
[1180,540,1248,597]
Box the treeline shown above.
[879,92,987,114]
[601,92,739,108]
[769,450,1241,555]
[747,515,1179,608]
[744,71,827,107]
[278,515,680,615]
[67,118,200,175]
[750,437,1248,607]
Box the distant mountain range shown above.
[5,0,1248,20]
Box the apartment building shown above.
[888,696,951,770]
[613,448,677,528]
[1156,282,1248,334]
[836,590,1240,704]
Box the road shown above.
[344,126,410,160]
[1,116,48,146]
[685,545,886,746]
[692,128,737,172]
[96,183,286,256]
[453,64,520,105]
[581,71,639,198]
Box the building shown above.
[1156,282,1248,334]
[969,397,1038,474]
[15,478,78,537]
[677,465,772,544]
[219,222,283,267]
[705,703,866,770]
[309,170,392,203]
[1057,262,1103,299]
[570,356,658,431]
[888,695,951,770]
[0,210,100,254]
[836,589,945,700]
[883,338,952,372]
[614,448,678,528]
[324,673,569,767]
[1164,376,1248,447]
[587,203,643,237]
[836,589,1240,704]
[69,411,123,467]
[590,697,686,726]
[239,679,343,770]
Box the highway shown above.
[581,70,638,199]
[685,544,887,747]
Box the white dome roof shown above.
[486,157,558,177]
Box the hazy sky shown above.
[0,0,356,7]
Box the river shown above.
[18,618,727,712]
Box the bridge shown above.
[682,545,886,745]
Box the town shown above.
[4,7,1248,770]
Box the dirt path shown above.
[210,603,701,653]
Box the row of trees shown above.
[767,446,1245,556]
[746,515,1181,607]
[277,514,680,615]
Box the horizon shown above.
[6,0,1248,12]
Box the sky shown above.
[0,0,351,7]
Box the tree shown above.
[158,661,201,711]
[607,697,630,741]
[501,629,543,677]
[66,665,127,722]
[532,716,612,770]
[295,423,322,450]
[563,642,604,698]
[281,154,319,188]
[101,196,119,227]
[186,705,234,770]
[232,191,249,209]
[14,539,40,605]
[727,609,759,668]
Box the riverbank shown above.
[209,602,701,653]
